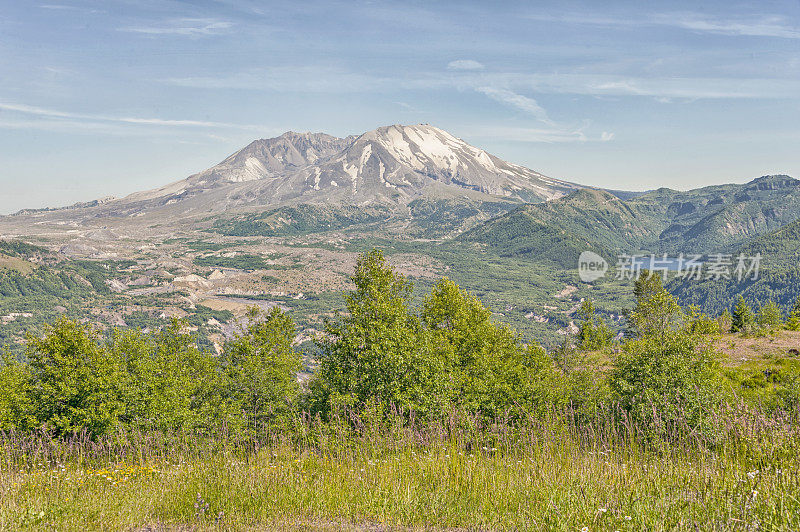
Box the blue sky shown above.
[0,0,798,213]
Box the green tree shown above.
[0,352,34,432]
[717,309,733,333]
[27,318,125,437]
[627,271,682,339]
[311,251,563,420]
[312,250,444,418]
[786,311,800,331]
[731,296,755,332]
[576,299,614,350]
[220,307,301,433]
[757,300,783,331]
[612,276,723,442]
[687,305,721,335]
[786,295,800,331]
[611,326,722,442]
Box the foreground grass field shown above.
[2,412,799,532]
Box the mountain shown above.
[292,124,575,203]
[459,188,631,267]
[639,175,800,253]
[462,188,651,254]
[190,131,359,184]
[668,216,800,314]
[22,125,576,226]
[462,175,800,266]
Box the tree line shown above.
[1,250,798,443]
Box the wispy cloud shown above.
[39,4,103,14]
[466,126,614,144]
[472,87,612,144]
[526,11,800,39]
[0,102,266,131]
[652,13,800,39]
[458,72,800,100]
[476,87,553,125]
[120,18,234,37]
[447,59,485,71]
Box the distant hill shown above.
[461,175,800,267]
[669,217,800,314]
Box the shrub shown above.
[422,278,559,417]
[310,251,563,420]
[112,322,225,435]
[0,353,34,432]
[611,328,722,443]
[612,273,722,442]
[716,309,733,333]
[687,305,721,335]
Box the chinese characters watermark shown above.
[579,252,761,283]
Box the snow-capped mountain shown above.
[16,124,579,220]
[131,124,575,208]
[293,125,574,202]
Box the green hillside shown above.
[462,176,800,266]
[669,218,800,313]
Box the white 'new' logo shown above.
[578,251,608,282]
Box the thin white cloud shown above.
[466,126,613,144]
[652,13,800,39]
[447,59,485,71]
[39,4,103,14]
[472,88,610,144]
[526,11,800,39]
[0,102,266,131]
[476,87,553,125]
[120,18,233,37]
[458,72,800,100]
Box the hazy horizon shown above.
[1,0,798,214]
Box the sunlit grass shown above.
[2,410,799,531]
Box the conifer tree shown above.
[757,300,783,331]
[731,295,755,332]
[788,295,800,331]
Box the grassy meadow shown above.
[2,404,800,531]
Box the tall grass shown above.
[2,402,799,531]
